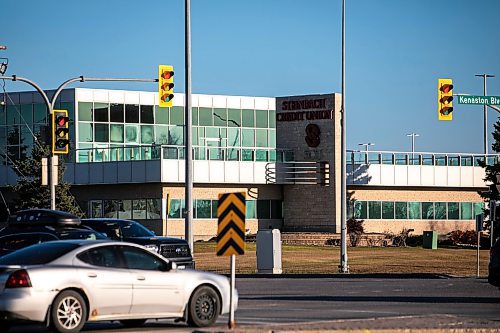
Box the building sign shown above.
[277,98,333,122]
[305,124,320,147]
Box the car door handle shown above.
[137,276,146,281]
[87,273,97,278]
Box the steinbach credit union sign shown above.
[277,98,334,122]
[457,95,500,105]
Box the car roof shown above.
[8,209,81,226]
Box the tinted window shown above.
[0,242,79,265]
[121,246,167,271]
[0,233,57,251]
[77,246,125,268]
[56,229,106,240]
[120,221,154,238]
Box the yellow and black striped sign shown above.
[216,192,246,256]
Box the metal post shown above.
[475,74,495,155]
[229,254,236,329]
[185,0,194,252]
[477,230,480,277]
[339,0,348,273]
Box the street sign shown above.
[476,214,484,232]
[457,95,500,105]
[216,192,246,256]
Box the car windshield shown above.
[121,221,155,238]
[57,230,107,240]
[0,242,80,265]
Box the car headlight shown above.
[145,244,158,252]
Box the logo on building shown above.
[305,124,320,147]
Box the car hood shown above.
[123,236,188,245]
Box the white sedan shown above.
[0,240,237,333]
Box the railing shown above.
[348,150,500,167]
[74,145,296,164]
[266,161,330,185]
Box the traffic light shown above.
[438,78,453,121]
[158,65,174,107]
[52,109,69,154]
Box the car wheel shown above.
[187,286,220,327]
[50,290,87,333]
[120,319,147,327]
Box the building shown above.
[0,88,490,239]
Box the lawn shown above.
[193,242,491,277]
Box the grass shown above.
[193,242,491,277]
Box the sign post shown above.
[216,192,246,329]
[476,214,484,277]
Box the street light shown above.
[358,142,374,152]
[475,74,495,155]
[406,133,419,153]
[0,45,7,75]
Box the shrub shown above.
[448,230,476,246]
[347,218,364,247]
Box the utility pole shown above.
[475,74,495,155]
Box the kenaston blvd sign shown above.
[457,95,500,105]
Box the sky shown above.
[1,0,500,154]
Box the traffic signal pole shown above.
[1,75,157,210]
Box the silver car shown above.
[0,240,237,333]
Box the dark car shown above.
[488,238,500,287]
[0,209,106,257]
[81,218,195,269]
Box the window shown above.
[228,109,241,127]
[368,201,381,219]
[78,246,124,268]
[382,201,394,219]
[269,110,276,128]
[473,202,484,217]
[256,110,269,128]
[257,200,271,219]
[140,125,154,144]
[90,200,103,218]
[395,202,407,219]
[460,202,473,220]
[168,199,183,218]
[354,201,367,219]
[199,107,213,126]
[211,200,218,218]
[435,202,447,219]
[155,106,169,124]
[140,105,154,124]
[110,103,124,122]
[78,102,92,121]
[133,199,147,219]
[170,106,184,125]
[0,242,80,265]
[147,199,161,219]
[213,108,227,126]
[110,124,124,143]
[255,129,268,147]
[155,125,169,144]
[242,109,255,127]
[447,202,459,219]
[94,103,108,122]
[422,202,434,219]
[408,202,421,219]
[242,129,254,147]
[125,125,139,144]
[195,200,212,219]
[125,104,139,123]
[246,200,256,219]
[94,124,109,142]
[78,123,93,142]
[270,200,283,219]
[122,246,167,271]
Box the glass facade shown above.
[76,101,276,163]
[353,200,483,221]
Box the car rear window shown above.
[0,242,79,265]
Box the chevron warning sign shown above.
[216,192,246,256]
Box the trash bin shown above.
[422,230,438,249]
[256,229,282,274]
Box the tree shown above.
[6,137,84,216]
[478,119,500,241]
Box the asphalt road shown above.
[9,275,500,332]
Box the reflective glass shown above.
[34,104,48,123]
[271,200,283,219]
[228,109,241,127]
[199,107,213,126]
[110,145,124,161]
[155,125,169,144]
[256,110,268,128]
[213,108,227,126]
[78,102,92,121]
[435,202,447,219]
[395,202,407,219]
[110,124,124,143]
[269,110,276,128]
[110,103,124,122]
[460,202,472,220]
[473,202,484,216]
[354,201,367,219]
[256,150,268,161]
[242,149,253,161]
[140,105,154,124]
[147,199,161,219]
[408,202,421,219]
[169,126,184,145]
[246,200,256,219]
[154,105,169,124]
[242,109,255,127]
[242,129,254,147]
[255,129,268,147]
[168,199,183,218]
[269,129,276,148]
[94,124,109,142]
[141,125,154,144]
[94,103,108,122]
[170,106,184,125]
[78,123,93,142]
[195,200,211,218]
[228,128,240,147]
[191,107,198,126]
[211,200,218,218]
[448,202,459,219]
[422,202,434,219]
[132,199,147,219]
[368,201,381,219]
[6,105,19,125]
[21,104,33,124]
[125,104,139,123]
[257,200,271,219]
[382,201,394,219]
[90,200,103,218]
[125,125,139,144]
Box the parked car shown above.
[0,209,106,257]
[0,240,235,333]
[488,237,500,287]
[81,218,194,269]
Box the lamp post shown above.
[358,142,374,152]
[475,74,495,155]
[406,133,419,153]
